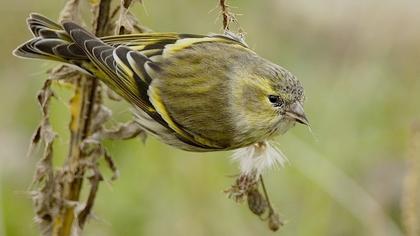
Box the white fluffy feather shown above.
[232,141,288,176]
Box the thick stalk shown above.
[55,0,111,235]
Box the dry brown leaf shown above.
[90,105,112,133]
[101,121,145,140]
[48,65,81,83]
[224,173,258,202]
[29,80,61,232]
[59,0,81,22]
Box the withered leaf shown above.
[247,187,267,216]
[59,0,81,22]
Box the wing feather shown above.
[63,23,154,114]
[62,21,255,149]
[62,22,214,149]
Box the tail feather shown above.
[61,22,117,67]
[61,22,118,78]
[53,43,86,60]
[14,38,48,60]
[15,14,154,109]
[28,13,61,34]
[62,22,97,44]
[13,14,85,62]
[28,13,70,40]
[34,39,67,55]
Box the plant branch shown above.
[219,0,229,30]
[56,0,111,234]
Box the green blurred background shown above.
[1,0,419,235]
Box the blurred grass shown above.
[1,0,420,235]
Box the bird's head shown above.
[232,61,307,142]
[265,67,308,127]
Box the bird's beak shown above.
[285,102,309,126]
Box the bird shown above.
[14,13,308,175]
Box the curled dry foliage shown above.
[110,0,152,35]
[30,80,58,233]
[59,0,80,22]
[29,0,146,235]
[218,0,245,38]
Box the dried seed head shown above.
[225,174,258,202]
[268,212,283,232]
[247,188,267,216]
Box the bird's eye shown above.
[268,95,283,106]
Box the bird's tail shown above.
[13,13,159,118]
[13,13,143,109]
[13,13,90,66]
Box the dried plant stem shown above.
[55,0,111,235]
[260,176,283,231]
[218,0,244,36]
[259,176,274,215]
[219,0,229,30]
[30,1,144,234]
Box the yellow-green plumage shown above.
[14,14,308,173]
